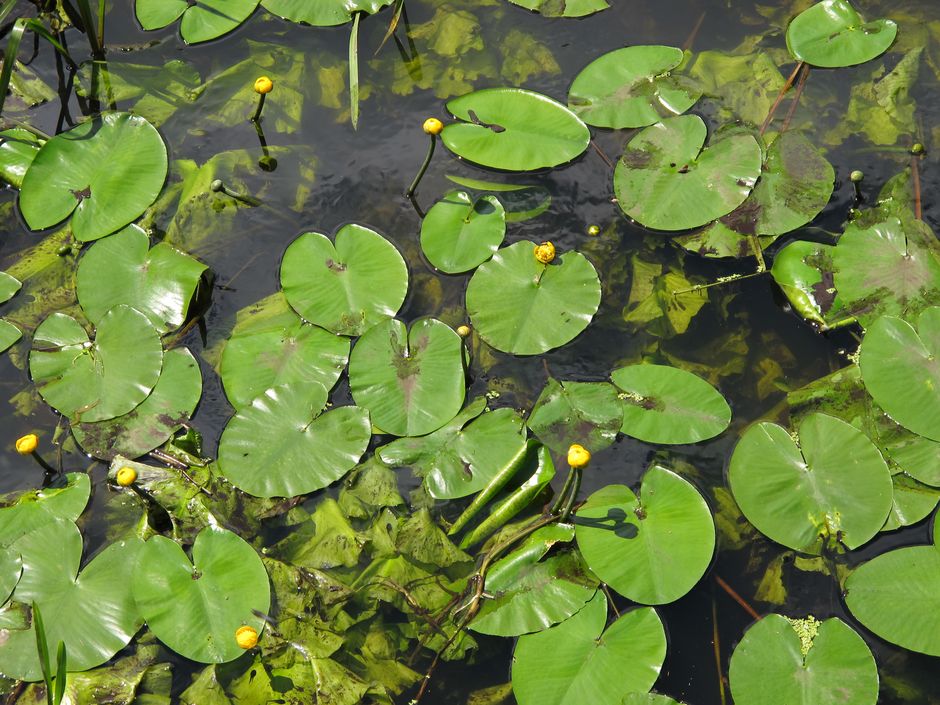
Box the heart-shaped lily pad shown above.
[512,591,666,705]
[76,224,208,333]
[611,364,731,444]
[134,526,270,663]
[574,466,715,604]
[470,524,597,637]
[729,615,879,705]
[613,115,762,231]
[262,0,393,26]
[786,0,897,68]
[30,306,164,423]
[349,318,465,437]
[0,473,91,547]
[442,88,590,171]
[19,112,167,242]
[728,413,893,553]
[466,241,601,355]
[420,191,505,274]
[506,0,609,17]
[220,293,350,410]
[527,378,622,453]
[136,0,260,43]
[280,224,408,337]
[859,308,940,442]
[568,45,700,129]
[218,383,371,498]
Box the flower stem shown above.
[405,133,436,198]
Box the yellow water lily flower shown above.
[236,625,259,649]
[254,76,274,95]
[15,434,38,455]
[567,444,591,470]
[534,241,555,264]
[423,118,444,136]
[116,466,138,487]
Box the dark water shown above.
[1,0,939,702]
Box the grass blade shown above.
[348,11,360,130]
[0,0,19,27]
[73,0,101,57]
[374,0,404,56]
[53,641,67,705]
[0,18,29,119]
[32,602,53,705]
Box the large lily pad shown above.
[611,364,731,444]
[134,526,270,663]
[729,614,879,705]
[466,241,601,355]
[786,0,897,68]
[442,88,590,171]
[30,306,164,423]
[19,112,167,242]
[261,0,393,26]
[574,466,715,604]
[0,474,91,547]
[349,318,465,437]
[859,308,940,442]
[527,378,622,454]
[76,225,208,333]
[280,225,408,337]
[420,191,505,274]
[136,0,261,43]
[218,383,371,498]
[728,413,893,553]
[512,591,666,705]
[567,45,700,129]
[506,0,609,17]
[614,115,762,231]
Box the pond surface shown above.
[1,0,939,703]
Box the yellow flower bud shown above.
[567,444,591,470]
[15,434,38,455]
[587,224,601,236]
[116,466,137,487]
[534,241,555,264]
[423,118,444,136]
[235,625,259,649]
[456,325,471,338]
[253,76,274,95]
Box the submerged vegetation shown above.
[0,0,938,703]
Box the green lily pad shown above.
[218,383,371,498]
[136,0,261,43]
[76,224,208,333]
[882,474,940,532]
[134,526,270,663]
[770,240,845,328]
[30,306,164,423]
[349,318,465,437]
[420,191,506,274]
[613,115,762,231]
[466,241,601,355]
[859,309,940,442]
[71,347,202,461]
[470,524,596,637]
[0,474,91,547]
[623,695,685,705]
[527,378,622,454]
[512,591,666,705]
[280,225,408,337]
[378,398,527,499]
[0,519,143,681]
[0,271,21,304]
[729,614,879,705]
[0,128,42,189]
[0,320,21,353]
[0,547,21,604]
[567,45,700,129]
[611,364,731,444]
[728,413,893,553]
[575,466,715,604]
[442,88,590,171]
[444,175,552,224]
[506,0,609,17]
[261,0,393,26]
[220,293,349,410]
[19,112,168,242]
[786,0,897,68]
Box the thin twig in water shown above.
[760,61,803,136]
[911,152,922,221]
[712,594,727,705]
[602,584,621,617]
[714,574,761,621]
[591,140,613,168]
[682,11,706,52]
[781,64,810,133]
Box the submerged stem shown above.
[405,133,436,198]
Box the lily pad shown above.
[76,224,208,333]
[134,526,270,663]
[527,378,622,454]
[218,383,371,498]
[136,0,261,43]
[0,474,91,547]
[261,0,393,26]
[420,191,505,274]
[882,474,940,532]
[30,306,164,423]
[568,45,700,129]
[280,225,408,337]
[770,240,845,328]
[623,696,685,705]
[349,318,465,437]
[220,293,349,410]
[728,413,893,553]
[444,175,552,223]
[512,591,666,705]
[0,128,42,189]
[0,548,21,604]
[71,347,203,461]
[729,614,879,705]
[19,112,167,242]
[0,320,21,353]
[611,364,731,444]
[466,241,601,355]
[574,466,715,604]
[506,0,609,17]
[786,0,897,68]
[0,271,21,304]
[442,88,590,171]
[470,524,597,637]
[859,309,940,442]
